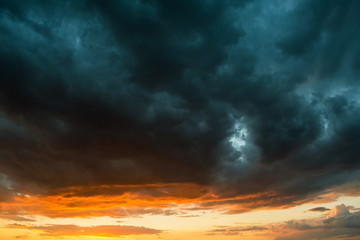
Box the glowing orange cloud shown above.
[0,183,208,220]
[0,182,352,221]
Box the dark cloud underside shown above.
[0,0,360,209]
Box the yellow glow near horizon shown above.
[1,195,359,240]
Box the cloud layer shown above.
[0,0,360,217]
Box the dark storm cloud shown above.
[0,0,360,211]
[0,0,253,190]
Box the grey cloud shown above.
[308,207,331,212]
[208,225,267,236]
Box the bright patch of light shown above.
[229,123,248,151]
[319,114,333,140]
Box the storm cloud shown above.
[0,0,360,213]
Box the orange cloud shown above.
[0,183,209,220]
[0,189,278,220]
[0,182,357,221]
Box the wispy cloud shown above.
[207,225,268,236]
[6,224,162,237]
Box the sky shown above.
[1,0,360,239]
